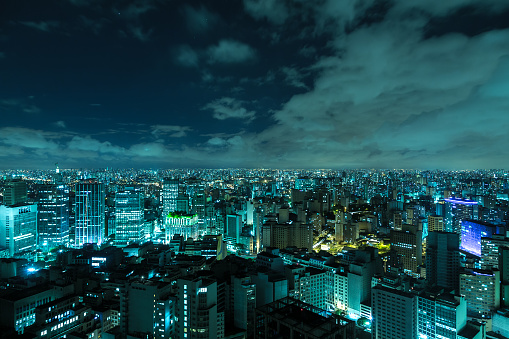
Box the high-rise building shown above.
[0,204,38,257]
[114,187,144,247]
[427,215,444,232]
[481,234,509,269]
[262,221,313,251]
[74,181,105,247]
[426,231,460,290]
[3,179,27,206]
[35,184,69,248]
[390,224,422,273]
[176,276,224,339]
[460,220,504,257]
[162,178,179,216]
[226,214,242,244]
[460,269,500,319]
[126,280,175,339]
[499,246,509,308]
[444,198,478,234]
[372,285,417,339]
[417,291,467,339]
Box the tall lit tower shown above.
[74,180,105,247]
[115,187,144,247]
[3,179,27,206]
[162,178,179,216]
[444,198,478,234]
[0,204,38,257]
[35,184,70,248]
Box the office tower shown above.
[426,231,460,290]
[253,206,264,253]
[226,214,242,243]
[262,221,313,251]
[0,284,69,334]
[191,183,207,229]
[162,178,179,216]
[114,187,144,247]
[3,179,27,206]
[176,193,190,213]
[74,181,105,247]
[295,268,327,310]
[372,285,416,339]
[126,280,175,339]
[390,224,422,273]
[176,276,224,339]
[417,291,467,339]
[230,275,256,334]
[481,234,509,269]
[345,248,382,319]
[499,246,509,307]
[460,269,500,318]
[164,212,198,242]
[254,297,355,339]
[393,211,403,231]
[444,197,478,234]
[460,220,504,257]
[35,184,70,248]
[428,215,444,232]
[0,204,38,257]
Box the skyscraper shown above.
[426,231,460,290]
[0,204,38,257]
[114,187,144,247]
[3,179,27,206]
[427,215,444,232]
[460,220,504,257]
[74,180,105,247]
[444,197,478,234]
[389,224,422,273]
[35,184,70,248]
[460,269,500,319]
[176,276,224,339]
[372,285,416,339]
[162,178,179,217]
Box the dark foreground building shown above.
[254,297,355,339]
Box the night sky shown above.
[1,0,509,169]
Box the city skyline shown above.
[2,0,509,170]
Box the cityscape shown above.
[0,168,508,338]
[2,0,509,338]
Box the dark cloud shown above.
[174,45,199,67]
[202,98,256,122]
[20,21,60,32]
[207,40,257,64]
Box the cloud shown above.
[281,67,308,89]
[117,2,156,20]
[175,45,199,67]
[55,121,66,129]
[67,136,124,154]
[151,125,192,138]
[0,52,5,59]
[129,26,152,41]
[20,21,60,32]
[182,5,219,33]
[0,99,41,114]
[0,127,59,150]
[207,40,256,64]
[393,0,509,16]
[243,0,289,25]
[202,97,256,122]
